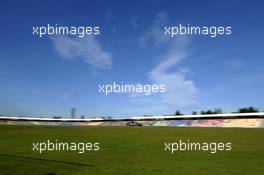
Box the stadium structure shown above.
[1,112,264,128]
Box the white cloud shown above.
[62,87,78,99]
[51,35,112,69]
[224,59,244,72]
[138,12,169,46]
[149,39,198,108]
[130,17,139,29]
[136,12,198,112]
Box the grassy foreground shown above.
[0,125,263,175]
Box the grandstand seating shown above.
[1,117,264,128]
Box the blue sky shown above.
[0,0,264,117]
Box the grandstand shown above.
[1,112,264,128]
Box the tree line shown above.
[175,106,260,116]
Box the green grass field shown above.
[0,125,263,175]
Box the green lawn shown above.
[0,125,263,175]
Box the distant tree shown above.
[248,106,258,112]
[53,116,61,119]
[144,115,153,117]
[200,109,222,115]
[238,106,258,113]
[175,110,183,115]
[201,110,214,114]
[70,108,76,119]
[192,111,197,115]
[214,108,222,114]
[81,115,85,119]
[207,110,213,114]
